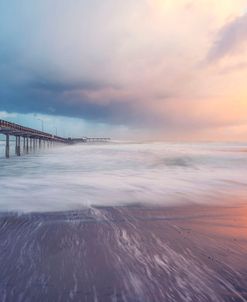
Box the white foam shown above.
[0,141,247,212]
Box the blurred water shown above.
[1,141,247,301]
[0,141,247,212]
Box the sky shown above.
[1,0,247,140]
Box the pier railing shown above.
[0,119,111,158]
[0,119,67,143]
[0,119,70,158]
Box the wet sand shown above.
[0,204,247,302]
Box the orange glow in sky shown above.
[1,0,247,140]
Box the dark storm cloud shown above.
[0,77,132,124]
[0,0,156,127]
[0,45,132,124]
[37,83,110,94]
[0,60,150,127]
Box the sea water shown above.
[1,140,247,301]
[0,141,247,212]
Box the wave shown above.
[0,142,247,212]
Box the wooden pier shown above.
[0,119,69,158]
[0,119,111,158]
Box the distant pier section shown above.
[68,137,111,143]
[0,119,110,158]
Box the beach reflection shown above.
[0,204,247,301]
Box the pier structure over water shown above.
[0,119,111,158]
[0,119,68,158]
[68,137,111,143]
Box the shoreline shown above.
[0,203,247,301]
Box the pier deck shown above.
[0,119,110,158]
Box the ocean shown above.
[0,141,247,301]
[0,141,247,212]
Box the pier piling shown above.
[1,119,110,158]
[26,138,29,154]
[15,136,18,155]
[23,137,26,152]
[5,134,10,158]
[17,136,21,156]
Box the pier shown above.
[0,119,68,158]
[0,119,110,158]
[68,137,111,143]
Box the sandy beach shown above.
[0,203,247,302]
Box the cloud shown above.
[207,13,247,62]
[1,0,247,139]
[0,0,200,125]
